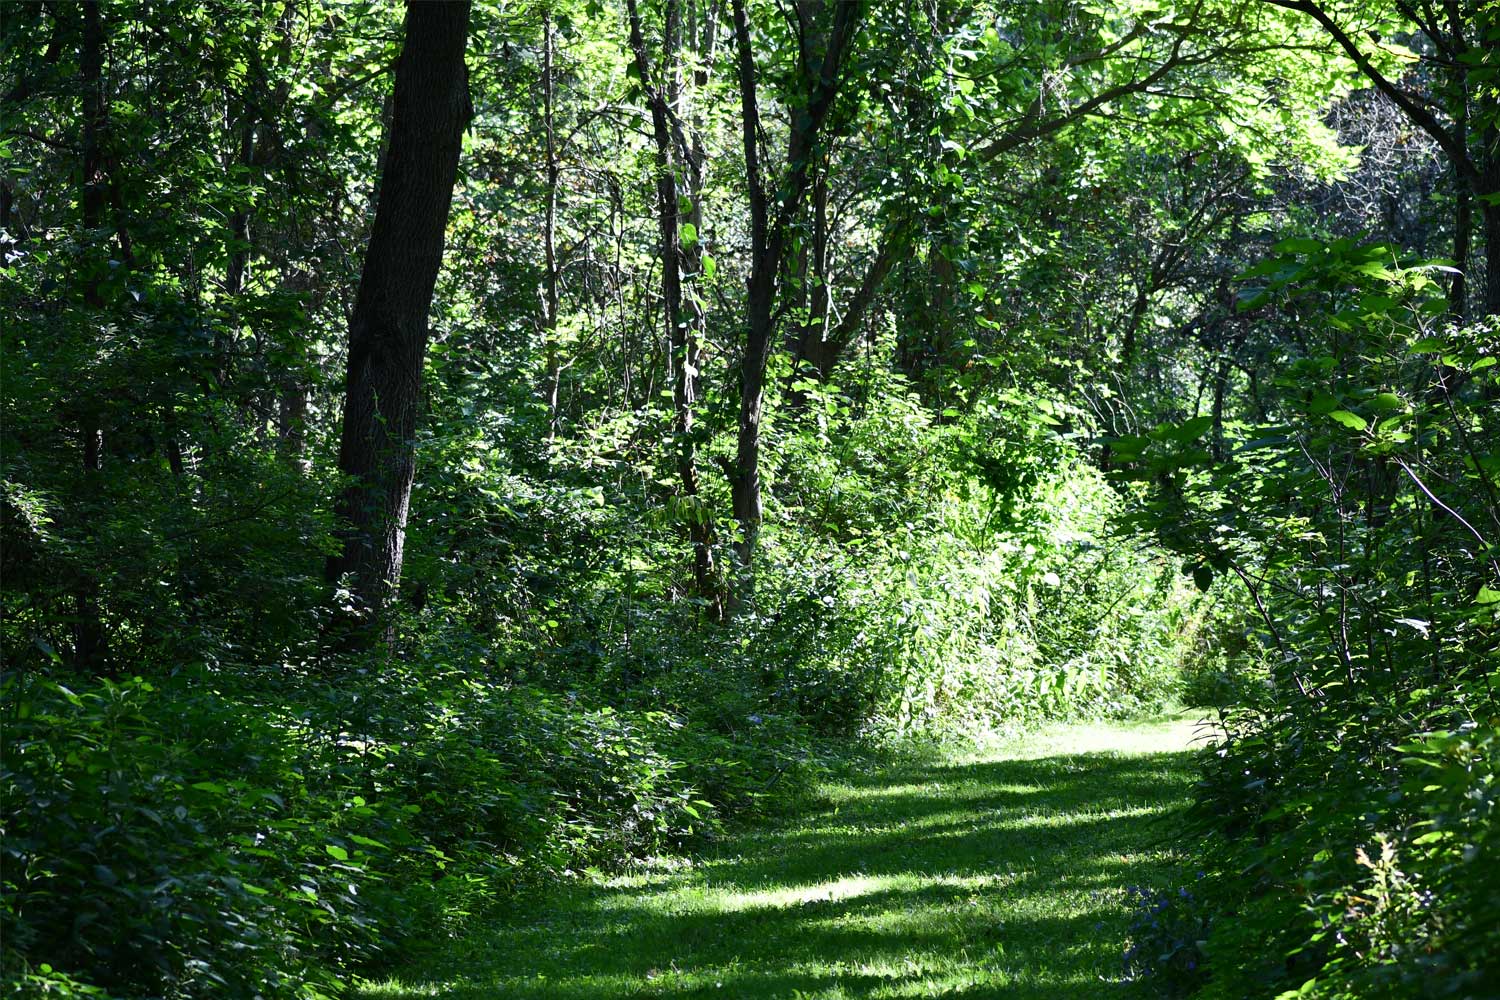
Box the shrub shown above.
[1122,881,1211,996]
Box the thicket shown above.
[1119,245,1499,998]
[2,302,1207,996]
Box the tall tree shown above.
[73,0,109,669]
[626,0,726,619]
[728,0,864,594]
[1268,0,1500,316]
[540,7,564,434]
[325,0,473,616]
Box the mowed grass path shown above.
[360,715,1203,999]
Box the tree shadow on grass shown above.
[360,747,1195,999]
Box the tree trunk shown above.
[682,0,722,617]
[80,1,106,309]
[1485,200,1499,319]
[276,377,309,470]
[786,160,830,399]
[225,115,255,298]
[541,9,563,434]
[1483,121,1499,317]
[74,0,108,670]
[626,0,725,619]
[1449,180,1470,320]
[790,221,906,385]
[728,0,863,599]
[325,0,471,617]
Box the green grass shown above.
[357,715,1204,999]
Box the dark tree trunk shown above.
[225,115,255,298]
[80,1,106,308]
[626,0,725,620]
[325,0,471,616]
[789,221,906,386]
[729,0,863,598]
[541,9,563,434]
[1483,122,1499,317]
[0,182,15,239]
[789,162,831,378]
[219,39,264,396]
[73,0,108,671]
[1485,200,1499,318]
[1121,285,1149,365]
[276,378,309,469]
[1449,180,1470,320]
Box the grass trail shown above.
[360,715,1203,999]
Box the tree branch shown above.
[1265,0,1477,186]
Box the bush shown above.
[1126,245,1500,999]
[1122,881,1211,996]
[1,675,365,999]
[0,657,802,998]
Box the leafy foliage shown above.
[1115,241,1498,998]
[2,0,1496,994]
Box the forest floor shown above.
[358,713,1206,999]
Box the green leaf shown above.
[1156,415,1213,443]
[1476,586,1500,606]
[1328,410,1367,431]
[325,844,349,861]
[1272,237,1324,254]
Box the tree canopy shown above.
[1,1,1496,997]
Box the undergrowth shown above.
[3,370,1222,998]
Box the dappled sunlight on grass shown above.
[357,717,1197,999]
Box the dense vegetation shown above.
[1,1,1495,997]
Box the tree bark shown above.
[325,0,471,617]
[789,161,831,382]
[541,9,563,434]
[1483,121,1499,317]
[80,0,106,308]
[1450,180,1470,320]
[729,0,863,598]
[74,0,108,670]
[803,224,905,382]
[626,0,725,619]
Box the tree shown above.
[1268,0,1500,316]
[324,0,473,618]
[625,0,726,619]
[727,0,865,594]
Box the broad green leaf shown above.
[1328,410,1367,431]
